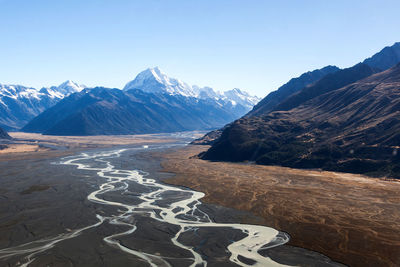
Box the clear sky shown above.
[0,0,399,97]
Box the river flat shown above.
[0,133,344,266]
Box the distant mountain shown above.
[363,42,400,70]
[3,68,258,133]
[124,67,260,110]
[222,88,260,110]
[200,42,400,178]
[47,80,85,95]
[248,65,339,116]
[124,67,196,97]
[0,81,85,130]
[0,127,11,139]
[22,87,249,135]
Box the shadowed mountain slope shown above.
[363,42,400,70]
[272,63,379,112]
[201,64,400,178]
[248,65,339,116]
[249,42,400,118]
[0,127,11,139]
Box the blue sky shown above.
[0,0,399,97]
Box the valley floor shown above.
[0,132,342,267]
[0,132,184,161]
[160,145,400,267]
[1,133,398,266]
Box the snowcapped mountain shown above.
[48,80,85,95]
[22,87,251,135]
[2,69,258,132]
[123,67,260,109]
[0,81,85,130]
[123,67,196,97]
[221,88,260,109]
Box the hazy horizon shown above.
[0,0,399,97]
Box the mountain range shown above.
[200,42,400,178]
[1,68,259,134]
[22,87,250,135]
[123,67,260,109]
[0,81,85,130]
[18,68,259,135]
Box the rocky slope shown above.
[363,42,400,70]
[201,41,400,179]
[272,63,379,112]
[248,65,339,116]
[202,64,400,177]
[248,42,400,118]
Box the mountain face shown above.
[247,42,400,118]
[201,63,400,178]
[0,81,84,130]
[124,67,260,110]
[363,42,400,71]
[248,65,339,116]
[200,43,400,178]
[22,87,249,135]
[0,127,11,139]
[272,63,379,112]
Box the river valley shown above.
[0,136,346,266]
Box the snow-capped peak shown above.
[53,80,85,95]
[0,80,86,108]
[123,67,196,97]
[222,88,260,107]
[123,67,260,108]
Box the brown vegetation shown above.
[202,64,400,178]
[161,145,400,267]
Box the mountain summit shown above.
[51,80,85,95]
[123,67,260,109]
[123,67,196,96]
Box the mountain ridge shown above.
[2,68,259,131]
[200,42,400,178]
[363,42,400,70]
[247,65,339,116]
[22,87,250,135]
[124,67,260,109]
[0,81,84,130]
